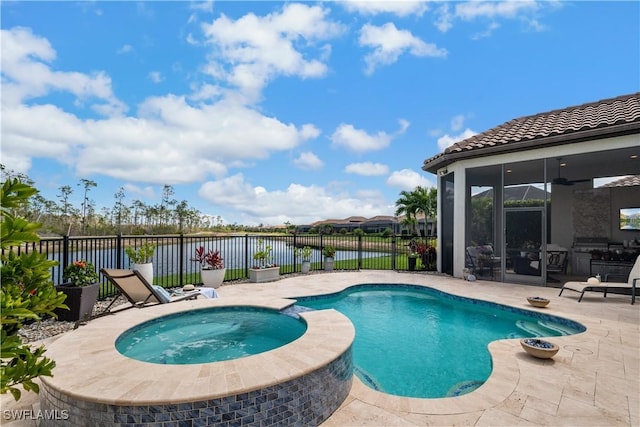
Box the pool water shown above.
[115,307,307,364]
[295,285,584,398]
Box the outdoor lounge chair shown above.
[558,256,639,304]
[99,268,211,315]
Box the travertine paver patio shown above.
[2,271,638,426]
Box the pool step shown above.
[446,380,484,397]
[354,366,385,392]
[515,320,573,337]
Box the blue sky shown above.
[1,1,638,227]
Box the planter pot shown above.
[520,338,559,359]
[133,262,153,285]
[249,266,280,283]
[527,296,550,308]
[301,261,311,274]
[201,268,225,288]
[324,257,335,271]
[408,257,417,271]
[54,282,100,322]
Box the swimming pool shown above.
[116,307,307,364]
[295,284,585,398]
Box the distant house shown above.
[422,93,640,285]
[298,215,435,236]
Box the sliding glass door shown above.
[504,207,544,285]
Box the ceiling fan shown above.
[552,158,591,186]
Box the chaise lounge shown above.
[558,256,639,304]
[99,268,212,315]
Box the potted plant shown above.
[323,245,336,271]
[296,246,313,274]
[407,240,418,271]
[416,243,437,270]
[125,242,156,284]
[54,260,100,322]
[408,252,418,271]
[250,239,280,283]
[192,246,225,288]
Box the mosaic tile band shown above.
[40,346,352,427]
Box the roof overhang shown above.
[422,121,640,175]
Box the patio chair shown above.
[98,268,210,315]
[558,256,639,304]
[466,245,500,278]
[546,244,568,282]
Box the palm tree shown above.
[395,186,437,236]
[395,189,420,235]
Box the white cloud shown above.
[455,1,540,21]
[198,174,393,225]
[345,162,389,176]
[434,3,454,33]
[116,44,133,54]
[331,124,392,153]
[450,115,465,131]
[123,183,156,200]
[200,3,344,101]
[437,128,478,151]
[471,22,500,40]
[526,19,547,32]
[386,169,434,190]
[433,1,552,34]
[359,22,447,75]
[1,27,126,116]
[148,71,164,83]
[341,1,428,17]
[190,1,213,13]
[397,118,410,135]
[300,124,321,139]
[330,119,409,153]
[0,27,320,186]
[294,152,324,170]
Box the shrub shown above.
[1,179,68,401]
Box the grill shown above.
[572,237,609,253]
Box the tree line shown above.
[0,165,229,236]
[1,164,438,237]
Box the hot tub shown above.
[115,306,307,364]
[39,297,354,426]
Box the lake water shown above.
[51,237,387,280]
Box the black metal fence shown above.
[3,234,437,299]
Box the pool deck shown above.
[3,271,639,426]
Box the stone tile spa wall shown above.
[40,347,353,427]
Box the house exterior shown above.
[298,215,435,236]
[422,93,640,285]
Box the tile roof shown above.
[423,92,640,173]
[600,175,640,187]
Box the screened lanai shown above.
[423,93,640,286]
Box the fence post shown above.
[293,234,298,273]
[116,234,122,269]
[391,234,397,271]
[357,234,363,269]
[62,235,69,273]
[320,234,324,270]
[179,233,184,287]
[244,234,249,279]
